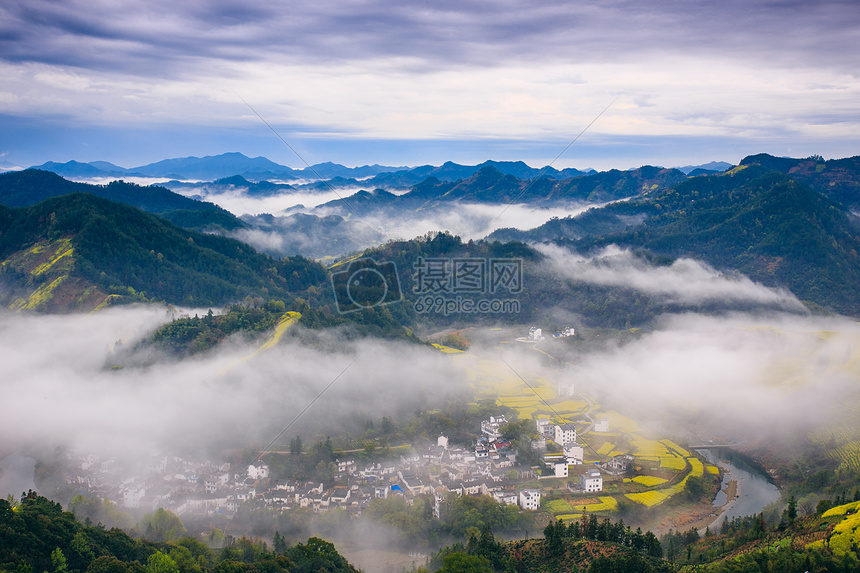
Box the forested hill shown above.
[0,193,326,311]
[571,168,860,315]
[739,153,860,209]
[313,164,688,216]
[0,492,360,573]
[490,165,860,316]
[0,169,244,232]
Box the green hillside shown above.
[0,169,245,232]
[571,168,860,315]
[0,193,326,310]
[0,492,359,573]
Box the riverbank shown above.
[693,478,739,536]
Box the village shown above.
[55,410,631,522]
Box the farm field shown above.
[461,355,720,519]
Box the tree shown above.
[145,552,178,573]
[439,553,493,573]
[786,495,797,525]
[272,531,288,554]
[51,548,69,573]
[86,556,132,573]
[285,537,359,572]
[290,436,303,456]
[138,508,186,542]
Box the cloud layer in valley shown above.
[537,243,806,310]
[2,300,857,480]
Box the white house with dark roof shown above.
[554,423,576,445]
[519,489,541,510]
[247,462,269,480]
[563,442,584,465]
[582,468,603,492]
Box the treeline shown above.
[425,518,669,573]
[0,193,328,306]
[543,515,662,558]
[572,167,860,315]
[149,301,290,355]
[0,491,359,573]
[0,169,244,231]
[357,229,804,331]
[364,493,533,547]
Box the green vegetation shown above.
[570,168,860,315]
[0,491,359,573]
[0,193,327,308]
[149,302,292,355]
[0,169,244,231]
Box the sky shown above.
[1,0,859,171]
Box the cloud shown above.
[2,300,858,503]
[0,0,858,170]
[170,184,346,216]
[3,1,857,74]
[0,305,468,460]
[536,243,806,310]
[563,312,860,439]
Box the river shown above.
[696,448,781,528]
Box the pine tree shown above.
[273,531,288,554]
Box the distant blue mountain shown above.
[675,161,733,175]
[28,153,410,182]
[28,152,611,186]
[31,160,137,179]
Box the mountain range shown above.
[0,169,244,232]
[23,152,729,186]
[1,152,858,319]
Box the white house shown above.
[552,461,568,478]
[607,454,633,474]
[594,418,610,433]
[582,468,603,492]
[563,443,584,465]
[554,423,577,445]
[554,326,575,338]
[438,435,449,449]
[122,485,145,508]
[535,418,554,438]
[335,458,356,474]
[203,476,218,494]
[433,492,446,519]
[248,463,269,480]
[492,491,519,506]
[519,489,541,510]
[373,485,389,499]
[481,415,508,441]
[558,383,575,397]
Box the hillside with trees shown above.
[0,193,326,310]
[0,169,244,232]
[0,491,359,573]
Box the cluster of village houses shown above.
[60,409,631,519]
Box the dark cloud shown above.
[1,0,857,78]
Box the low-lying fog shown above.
[2,300,857,486]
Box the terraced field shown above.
[810,406,860,471]
[463,356,718,516]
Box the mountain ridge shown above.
[0,193,327,311]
